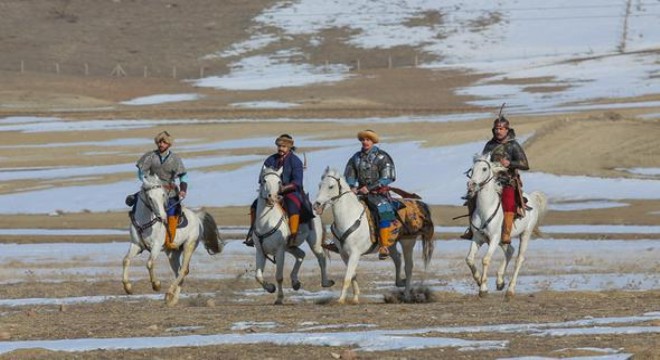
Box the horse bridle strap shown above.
[470,199,501,234]
[330,207,366,245]
[326,176,352,204]
[254,214,285,242]
[472,159,495,188]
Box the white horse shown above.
[465,154,547,299]
[252,166,334,305]
[123,174,224,306]
[313,167,435,304]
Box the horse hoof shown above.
[396,279,406,288]
[496,282,506,291]
[123,283,133,295]
[322,280,335,288]
[479,290,488,298]
[165,293,178,307]
[505,291,515,300]
[292,281,302,291]
[152,281,161,292]
[274,299,283,305]
[264,283,276,293]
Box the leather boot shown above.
[287,214,300,248]
[165,215,179,250]
[501,211,515,244]
[378,223,397,260]
[243,207,256,247]
[460,228,473,240]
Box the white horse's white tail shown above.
[530,191,548,238]
[198,210,225,255]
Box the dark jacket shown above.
[482,128,529,181]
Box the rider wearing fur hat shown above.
[345,129,398,259]
[136,130,188,250]
[244,134,306,248]
[461,117,529,243]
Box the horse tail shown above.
[418,201,435,269]
[198,211,225,255]
[530,191,548,238]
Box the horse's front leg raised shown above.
[165,241,195,307]
[286,246,305,291]
[146,247,163,292]
[255,247,276,295]
[339,253,360,304]
[122,241,142,295]
[465,239,482,286]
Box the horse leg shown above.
[465,240,482,286]
[507,234,529,300]
[286,246,305,291]
[122,241,142,295]
[401,240,415,302]
[146,247,162,292]
[479,240,499,297]
[255,249,275,294]
[496,242,515,291]
[339,253,360,305]
[390,245,405,287]
[274,248,286,305]
[306,230,335,288]
[166,240,195,307]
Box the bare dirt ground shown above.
[1,1,660,359]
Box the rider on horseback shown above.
[245,134,307,248]
[461,116,529,244]
[344,129,398,260]
[135,131,188,250]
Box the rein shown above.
[468,160,502,236]
[323,175,368,248]
[129,184,165,241]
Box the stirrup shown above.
[322,242,339,253]
[378,246,389,260]
[460,228,473,240]
[243,238,254,247]
[287,234,298,248]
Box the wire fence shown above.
[3,53,436,79]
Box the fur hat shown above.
[357,129,379,144]
[154,131,173,145]
[275,134,294,147]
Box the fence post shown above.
[20,60,24,73]
[55,63,60,74]
[388,55,392,69]
[414,54,418,67]
[172,66,177,79]
[144,66,148,78]
[84,63,89,76]
[356,59,361,71]
[199,66,205,78]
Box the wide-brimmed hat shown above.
[275,134,294,147]
[357,129,379,143]
[154,131,173,145]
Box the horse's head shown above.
[259,166,283,206]
[141,174,168,220]
[466,153,506,196]
[313,167,348,215]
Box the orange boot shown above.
[501,211,515,244]
[378,223,398,260]
[287,214,300,248]
[165,215,179,250]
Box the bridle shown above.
[129,183,166,241]
[260,171,282,207]
[466,159,501,236]
[321,175,366,247]
[254,171,286,255]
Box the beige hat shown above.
[154,131,174,145]
[357,129,379,144]
[275,134,294,147]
